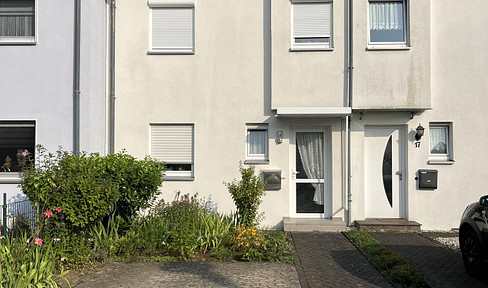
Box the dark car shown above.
[459,195,488,275]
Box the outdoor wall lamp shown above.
[276,130,284,144]
[415,124,425,140]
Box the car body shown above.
[459,195,488,275]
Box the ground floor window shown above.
[429,122,453,162]
[150,123,194,180]
[0,120,35,173]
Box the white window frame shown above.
[150,123,194,180]
[291,0,333,51]
[245,124,269,164]
[0,0,37,45]
[367,0,409,50]
[148,0,195,54]
[0,120,35,183]
[428,122,454,164]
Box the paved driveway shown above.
[71,232,488,288]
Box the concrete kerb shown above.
[287,232,309,288]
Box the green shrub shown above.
[224,164,265,227]
[100,152,165,220]
[21,147,120,232]
[20,146,165,232]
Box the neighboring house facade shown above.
[0,0,107,201]
[114,0,487,231]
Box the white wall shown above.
[0,0,107,201]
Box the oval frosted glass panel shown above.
[382,136,393,207]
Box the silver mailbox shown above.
[263,170,281,191]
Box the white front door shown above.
[290,128,330,217]
[364,126,405,219]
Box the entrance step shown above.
[354,219,421,233]
[283,217,347,232]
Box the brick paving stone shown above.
[290,232,394,288]
[72,262,300,288]
[371,233,488,288]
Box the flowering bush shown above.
[233,225,264,261]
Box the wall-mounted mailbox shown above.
[418,169,438,189]
[263,170,281,191]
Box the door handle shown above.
[396,171,402,181]
[292,169,299,180]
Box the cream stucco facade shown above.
[114,0,488,231]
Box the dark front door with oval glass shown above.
[364,126,405,219]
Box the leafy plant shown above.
[89,214,122,261]
[99,152,165,220]
[261,230,294,264]
[233,225,265,261]
[0,234,69,287]
[20,146,165,232]
[224,164,266,227]
[21,146,120,232]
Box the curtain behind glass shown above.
[297,132,324,205]
[0,0,34,37]
[369,2,403,31]
[249,130,266,155]
[430,127,448,154]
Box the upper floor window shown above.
[150,123,194,180]
[292,1,332,51]
[429,122,454,163]
[0,121,35,173]
[0,0,35,44]
[148,0,195,54]
[368,0,408,47]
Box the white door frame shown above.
[364,125,407,219]
[289,127,332,218]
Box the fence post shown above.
[2,193,6,236]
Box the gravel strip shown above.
[434,237,460,251]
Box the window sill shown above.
[290,47,333,52]
[366,45,410,51]
[0,172,21,184]
[0,39,36,45]
[244,160,270,165]
[427,159,455,165]
[147,50,195,55]
[163,176,195,181]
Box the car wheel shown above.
[460,229,483,276]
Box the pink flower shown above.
[22,149,28,157]
[55,208,62,213]
[183,198,189,202]
[43,210,53,218]
[34,237,43,245]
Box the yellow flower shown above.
[245,243,249,247]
